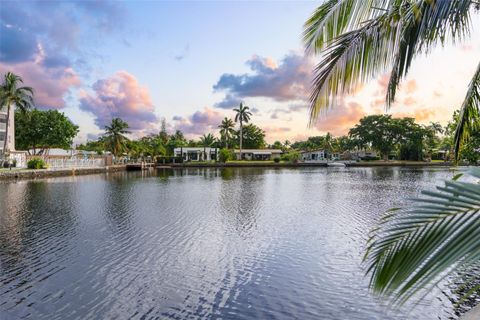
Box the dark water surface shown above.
[0,167,470,319]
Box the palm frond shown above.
[454,61,480,162]
[306,0,475,124]
[303,0,388,54]
[365,168,480,305]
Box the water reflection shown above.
[0,167,468,319]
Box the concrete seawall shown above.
[0,165,126,180]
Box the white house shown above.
[301,149,328,162]
[174,147,219,161]
[233,149,282,161]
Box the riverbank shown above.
[0,165,126,180]
[164,160,457,169]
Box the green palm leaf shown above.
[454,62,480,162]
[365,168,480,305]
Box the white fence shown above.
[43,158,105,169]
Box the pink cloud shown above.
[0,60,81,108]
[392,108,436,122]
[79,71,158,131]
[314,101,367,136]
[404,79,417,94]
[173,107,224,137]
[403,96,416,106]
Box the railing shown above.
[43,158,105,169]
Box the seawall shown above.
[0,165,126,181]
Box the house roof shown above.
[300,149,326,154]
[174,147,218,151]
[233,149,283,154]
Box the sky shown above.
[1,0,479,144]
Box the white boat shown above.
[327,162,346,167]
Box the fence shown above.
[38,158,105,169]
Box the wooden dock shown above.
[126,163,156,171]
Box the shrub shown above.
[27,158,47,169]
[280,151,300,163]
[273,157,280,163]
[218,148,234,163]
[361,156,381,161]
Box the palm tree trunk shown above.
[239,120,243,160]
[2,103,10,157]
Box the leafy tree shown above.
[218,117,236,148]
[159,118,169,144]
[127,135,166,159]
[104,118,130,157]
[270,141,284,150]
[233,102,252,157]
[77,138,106,155]
[349,115,403,160]
[303,0,479,162]
[235,124,265,149]
[15,109,79,154]
[166,130,187,156]
[0,72,34,155]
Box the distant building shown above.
[301,149,327,162]
[234,149,283,161]
[0,104,15,155]
[342,150,378,161]
[174,147,219,161]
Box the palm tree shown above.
[104,118,130,157]
[218,117,236,148]
[233,102,252,160]
[365,168,480,306]
[199,133,215,161]
[0,72,34,156]
[303,0,479,162]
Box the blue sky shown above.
[1,0,479,143]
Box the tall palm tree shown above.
[104,118,130,157]
[199,133,215,161]
[303,0,479,162]
[0,72,34,156]
[218,117,235,148]
[233,102,252,160]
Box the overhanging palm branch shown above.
[454,62,480,162]
[304,0,478,158]
[364,168,480,305]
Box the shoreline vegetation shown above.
[0,161,463,181]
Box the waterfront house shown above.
[174,147,219,161]
[234,149,282,161]
[301,149,328,162]
[342,150,378,161]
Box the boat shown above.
[327,162,346,167]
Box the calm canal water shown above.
[0,167,471,319]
